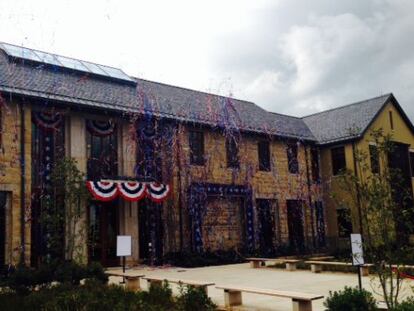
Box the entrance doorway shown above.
[287,200,305,253]
[88,201,119,267]
[0,192,6,267]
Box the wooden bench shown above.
[143,276,215,294]
[247,258,301,271]
[305,261,373,276]
[105,271,145,291]
[216,285,323,311]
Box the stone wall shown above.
[1,99,325,265]
[0,98,31,265]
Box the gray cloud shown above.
[209,0,414,120]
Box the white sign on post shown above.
[350,233,364,266]
[116,235,132,257]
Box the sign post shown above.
[117,235,132,283]
[350,233,364,290]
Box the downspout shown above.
[304,145,316,250]
[19,102,26,264]
[352,142,364,236]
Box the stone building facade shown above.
[1,42,413,267]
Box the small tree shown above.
[338,129,414,309]
[43,157,90,263]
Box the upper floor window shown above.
[389,111,394,130]
[311,147,320,182]
[410,151,414,177]
[226,136,239,168]
[331,146,346,176]
[369,144,380,174]
[287,143,299,174]
[189,130,204,165]
[86,120,118,180]
[258,140,270,171]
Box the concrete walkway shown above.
[107,263,414,311]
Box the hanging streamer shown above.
[118,182,146,202]
[146,182,170,203]
[86,180,170,203]
[32,111,63,131]
[86,120,115,136]
[86,181,118,202]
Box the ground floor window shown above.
[0,192,7,267]
[286,200,305,252]
[256,199,278,255]
[88,201,119,267]
[138,199,163,264]
[337,207,352,238]
[315,201,326,247]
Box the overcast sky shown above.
[0,0,413,120]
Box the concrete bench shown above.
[143,276,215,294]
[308,256,335,261]
[247,257,301,271]
[105,271,145,291]
[216,285,323,311]
[305,261,373,276]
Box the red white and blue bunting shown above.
[86,120,116,136]
[86,181,118,202]
[118,182,146,202]
[86,180,171,203]
[32,111,63,131]
[146,183,170,203]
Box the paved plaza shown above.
[107,263,414,310]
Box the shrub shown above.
[140,281,175,310]
[392,298,414,311]
[176,285,216,311]
[324,287,378,311]
[0,261,107,294]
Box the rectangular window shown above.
[86,120,118,180]
[256,199,276,254]
[311,147,320,182]
[331,146,346,176]
[410,152,414,177]
[189,130,205,165]
[226,136,239,168]
[315,201,326,247]
[337,208,352,238]
[389,111,394,130]
[287,143,299,174]
[369,144,380,174]
[0,106,3,150]
[0,192,7,267]
[258,141,270,171]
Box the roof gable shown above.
[302,94,394,145]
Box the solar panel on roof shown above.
[33,50,62,66]
[99,64,134,81]
[82,61,109,76]
[1,43,41,63]
[55,55,89,72]
[0,42,136,84]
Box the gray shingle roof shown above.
[0,47,315,141]
[302,94,392,145]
